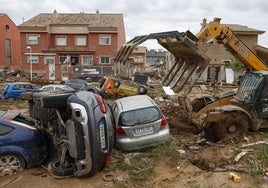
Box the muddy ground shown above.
[1,84,268,188]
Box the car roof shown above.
[68,78,87,82]
[42,84,69,88]
[116,95,156,111]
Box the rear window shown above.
[119,107,162,126]
[1,85,8,92]
[0,124,14,135]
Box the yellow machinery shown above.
[112,19,268,142]
[101,77,149,98]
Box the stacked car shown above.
[0,111,47,176]
[26,90,115,178]
[0,81,171,178]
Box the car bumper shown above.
[116,126,171,151]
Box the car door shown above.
[11,84,23,99]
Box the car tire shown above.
[0,154,25,176]
[138,86,147,95]
[49,159,74,179]
[114,81,120,88]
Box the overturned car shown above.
[23,90,114,178]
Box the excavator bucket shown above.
[114,30,211,95]
[159,31,211,95]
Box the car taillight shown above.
[160,117,168,129]
[94,94,107,113]
[116,126,126,136]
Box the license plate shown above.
[133,125,153,136]
[99,122,106,149]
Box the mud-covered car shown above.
[101,77,149,98]
[1,82,39,99]
[24,90,114,178]
[0,111,47,176]
[112,95,171,151]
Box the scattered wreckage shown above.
[19,86,166,178]
[113,19,268,143]
[101,76,150,98]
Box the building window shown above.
[81,56,93,66]
[134,56,143,63]
[71,56,78,65]
[56,36,67,46]
[5,39,12,66]
[76,36,86,46]
[5,24,10,31]
[6,57,12,66]
[27,55,39,64]
[100,56,110,64]
[99,35,111,45]
[5,39,11,55]
[59,54,69,64]
[45,56,55,64]
[27,35,38,45]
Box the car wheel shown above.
[138,86,147,95]
[114,81,120,88]
[0,154,25,177]
[49,159,74,179]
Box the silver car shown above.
[40,84,75,92]
[112,95,171,151]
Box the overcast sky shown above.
[1,0,268,49]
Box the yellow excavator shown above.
[113,18,268,142]
[177,19,268,142]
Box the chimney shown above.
[213,17,221,23]
[200,18,207,30]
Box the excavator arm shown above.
[197,21,268,71]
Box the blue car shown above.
[0,111,47,176]
[1,82,39,99]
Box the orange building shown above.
[0,13,21,70]
[18,10,126,81]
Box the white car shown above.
[40,84,75,92]
[112,95,171,151]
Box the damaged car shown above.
[112,95,171,151]
[0,111,47,176]
[24,90,114,178]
